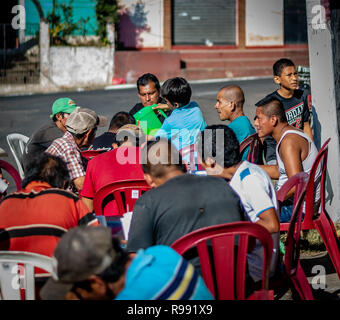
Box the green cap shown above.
[50,98,77,118]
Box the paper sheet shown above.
[120,211,133,240]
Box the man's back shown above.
[127,174,246,251]
[23,122,63,172]
[0,181,97,259]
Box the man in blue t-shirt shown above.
[214,85,255,160]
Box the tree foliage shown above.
[95,0,120,45]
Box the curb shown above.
[1,75,273,97]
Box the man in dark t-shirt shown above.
[89,111,135,151]
[22,97,77,173]
[257,59,313,164]
[129,73,171,123]
[127,139,246,271]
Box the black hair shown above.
[137,73,160,92]
[198,124,241,168]
[273,58,295,77]
[115,128,145,147]
[52,112,66,122]
[161,77,192,107]
[109,112,135,131]
[22,153,70,189]
[255,96,287,122]
[141,139,186,178]
[97,237,130,283]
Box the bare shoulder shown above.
[280,131,307,153]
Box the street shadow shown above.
[300,251,340,300]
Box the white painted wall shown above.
[245,0,284,46]
[306,0,340,222]
[49,46,114,87]
[118,0,164,48]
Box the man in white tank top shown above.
[254,96,319,222]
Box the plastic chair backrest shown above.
[239,133,262,164]
[93,179,151,216]
[0,251,53,300]
[303,138,330,229]
[171,221,273,300]
[6,133,29,179]
[277,172,309,231]
[0,159,22,191]
[283,186,314,300]
[81,150,105,160]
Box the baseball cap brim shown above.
[98,115,108,127]
[50,105,77,118]
[40,278,74,300]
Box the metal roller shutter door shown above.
[172,0,236,45]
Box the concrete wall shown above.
[306,0,340,222]
[114,51,180,83]
[49,46,113,87]
[39,21,114,89]
[246,0,284,46]
[118,0,164,48]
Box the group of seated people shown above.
[0,58,319,300]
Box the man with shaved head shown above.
[214,85,255,160]
[254,96,319,222]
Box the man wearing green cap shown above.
[22,98,77,173]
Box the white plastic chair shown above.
[6,133,29,179]
[0,251,53,300]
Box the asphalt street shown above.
[0,77,276,168]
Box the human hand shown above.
[152,103,170,111]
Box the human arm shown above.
[73,176,85,191]
[82,196,93,212]
[303,121,313,141]
[75,198,99,226]
[278,135,304,199]
[258,165,280,180]
[256,208,279,234]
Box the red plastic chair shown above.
[304,138,340,279]
[171,221,274,300]
[283,185,314,300]
[93,179,151,216]
[0,159,22,192]
[277,138,340,279]
[239,133,263,164]
[277,172,309,229]
[81,150,106,160]
[179,144,204,172]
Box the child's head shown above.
[273,58,299,91]
[161,77,192,108]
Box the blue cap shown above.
[116,245,213,300]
